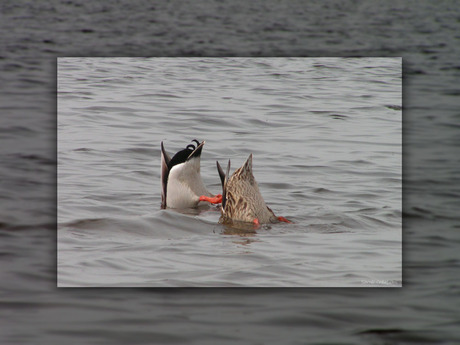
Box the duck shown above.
[213,154,291,227]
[161,139,222,209]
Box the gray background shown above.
[1,0,459,344]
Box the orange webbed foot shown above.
[199,194,222,204]
[253,218,260,228]
[277,216,292,223]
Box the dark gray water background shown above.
[1,0,460,343]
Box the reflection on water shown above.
[229,237,260,247]
[169,204,218,216]
[221,223,258,235]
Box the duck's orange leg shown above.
[278,216,292,223]
[199,194,222,204]
[253,218,260,228]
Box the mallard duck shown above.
[161,139,222,209]
[214,154,291,226]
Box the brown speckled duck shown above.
[211,154,291,227]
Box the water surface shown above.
[58,57,402,287]
[1,0,459,343]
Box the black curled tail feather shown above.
[187,139,200,151]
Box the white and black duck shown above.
[161,139,222,209]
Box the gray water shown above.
[2,0,460,343]
[57,57,401,287]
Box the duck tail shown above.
[216,159,230,210]
[160,141,171,209]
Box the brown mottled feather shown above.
[219,154,277,224]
